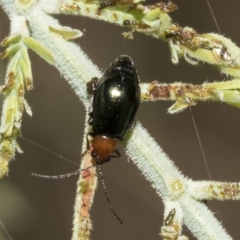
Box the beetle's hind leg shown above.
[87,77,98,125]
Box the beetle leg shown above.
[88,113,93,125]
[101,157,111,164]
[87,77,96,125]
[91,150,96,159]
[128,119,135,130]
[86,132,95,151]
[111,148,121,158]
[86,77,98,95]
[87,132,95,138]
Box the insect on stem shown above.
[31,55,139,225]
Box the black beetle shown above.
[88,55,140,164]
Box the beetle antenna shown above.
[32,165,96,179]
[97,163,123,224]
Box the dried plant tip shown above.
[23,36,55,65]
[49,26,83,40]
[1,34,22,47]
[123,20,152,30]
[98,0,139,11]
[60,2,81,11]
[141,80,240,113]
[25,77,33,91]
[140,81,171,100]
[207,182,240,200]
[222,183,240,199]
[189,181,240,201]
[6,72,15,90]
[123,19,159,35]
[166,25,199,51]
[146,1,178,13]
[122,19,157,39]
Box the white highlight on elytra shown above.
[110,87,121,98]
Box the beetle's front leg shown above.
[111,148,121,158]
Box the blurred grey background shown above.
[1,0,240,239]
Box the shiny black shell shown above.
[90,55,140,140]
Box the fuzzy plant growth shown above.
[1,0,240,240]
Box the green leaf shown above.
[1,34,22,47]
[1,43,20,59]
[23,36,55,65]
[49,26,82,40]
[168,100,189,114]
[205,79,240,90]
